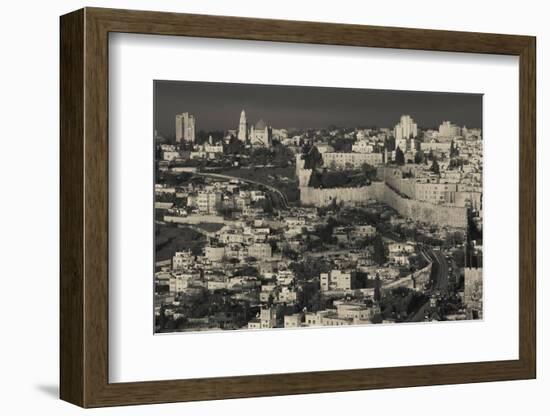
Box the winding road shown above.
[406,248,450,322]
[425,249,450,292]
[195,172,290,209]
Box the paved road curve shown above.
[196,172,290,209]
[427,249,450,292]
[406,248,450,322]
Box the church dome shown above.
[254,119,267,130]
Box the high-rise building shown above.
[438,121,461,138]
[237,109,248,142]
[393,115,418,150]
[175,112,196,142]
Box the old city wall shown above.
[299,182,385,207]
[377,166,416,198]
[297,168,313,187]
[297,162,467,227]
[164,214,227,224]
[299,181,467,228]
[379,185,467,228]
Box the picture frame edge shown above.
[59,7,537,408]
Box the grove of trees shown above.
[395,146,405,165]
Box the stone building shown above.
[237,109,248,142]
[464,267,483,319]
[320,270,352,292]
[393,115,418,151]
[175,112,196,142]
[322,151,384,169]
[249,119,272,147]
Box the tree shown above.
[290,258,331,281]
[262,196,274,214]
[395,146,405,165]
[297,280,326,312]
[450,140,459,157]
[316,217,337,244]
[303,146,323,169]
[372,234,387,266]
[195,130,209,144]
[250,148,271,165]
[385,136,396,151]
[282,247,299,261]
[225,136,244,155]
[272,143,294,167]
[374,274,382,302]
[308,172,322,188]
[191,244,204,256]
[158,304,167,329]
[321,171,349,188]
[430,158,440,175]
[332,138,353,152]
[371,313,383,324]
[414,150,425,164]
[361,163,377,181]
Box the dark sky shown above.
[154,80,482,138]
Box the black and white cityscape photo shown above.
[154,81,483,333]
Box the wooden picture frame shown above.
[60,7,536,408]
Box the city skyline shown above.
[154,81,483,333]
[154,80,483,138]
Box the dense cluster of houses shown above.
[154,115,483,331]
[154,172,430,329]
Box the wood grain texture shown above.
[59,7,537,408]
[59,8,85,407]
[518,37,536,376]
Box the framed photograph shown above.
[60,7,536,408]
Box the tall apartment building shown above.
[393,115,418,151]
[175,112,196,142]
[438,121,461,138]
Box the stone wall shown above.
[164,214,227,224]
[297,168,313,187]
[379,185,467,228]
[377,166,416,198]
[299,182,467,228]
[300,182,385,207]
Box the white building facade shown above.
[393,115,418,150]
[175,112,196,143]
[237,109,248,142]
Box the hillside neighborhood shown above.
[154,108,483,333]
